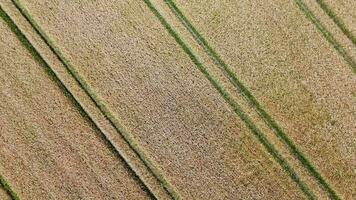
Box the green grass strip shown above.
[0,7,28,200]
[294,0,355,73]
[0,3,157,200]
[164,0,341,199]
[10,0,178,199]
[143,0,316,199]
[316,0,356,46]
[0,174,20,200]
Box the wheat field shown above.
[0,0,355,199]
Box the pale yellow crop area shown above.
[0,0,354,199]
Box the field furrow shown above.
[301,0,356,64]
[1,0,354,199]
[145,0,315,198]
[170,0,356,198]
[0,174,17,200]
[150,0,336,198]
[6,0,324,199]
[0,6,152,199]
[315,0,356,45]
[294,0,355,72]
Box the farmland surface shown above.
[171,0,356,198]
[0,0,355,199]
[0,185,11,200]
[0,7,151,199]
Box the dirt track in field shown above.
[0,0,355,199]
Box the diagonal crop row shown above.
[163,0,341,199]
[10,0,180,199]
[143,0,316,199]
[0,3,159,200]
[0,6,29,200]
[0,174,19,200]
[293,0,355,73]
[315,0,356,46]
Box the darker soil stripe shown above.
[0,174,19,200]
[294,0,355,73]
[164,0,341,199]
[316,0,356,46]
[0,4,157,200]
[144,0,316,199]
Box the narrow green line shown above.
[294,0,355,73]
[143,0,315,199]
[316,0,356,46]
[0,3,156,200]
[10,0,178,199]
[0,174,19,200]
[164,0,341,199]
[0,7,25,200]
